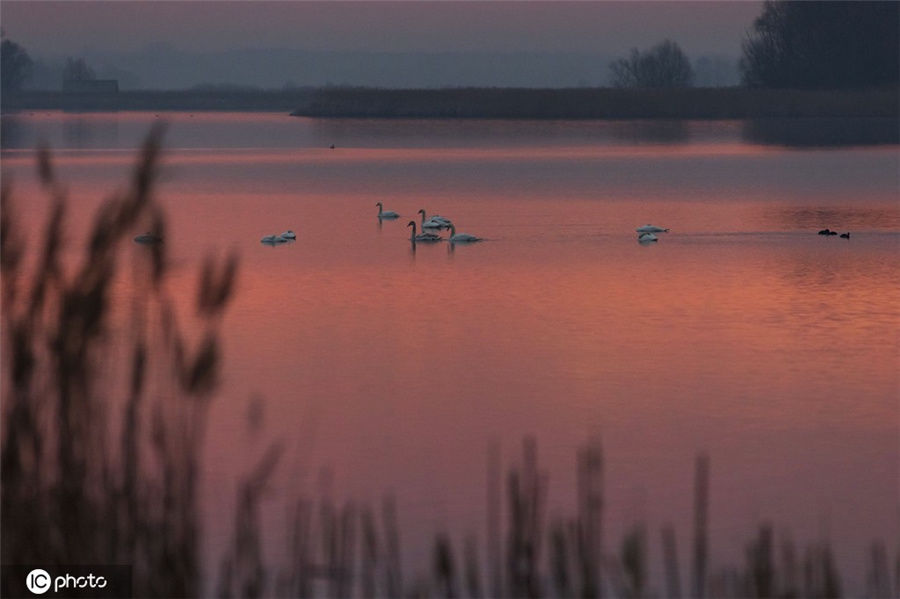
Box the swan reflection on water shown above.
[134,232,163,244]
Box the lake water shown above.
[2,111,898,593]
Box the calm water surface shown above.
[2,112,898,590]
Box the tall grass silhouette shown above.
[1,125,238,596]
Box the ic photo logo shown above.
[23,568,109,596]
[25,569,51,595]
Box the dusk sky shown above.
[2,1,764,88]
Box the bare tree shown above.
[610,40,694,88]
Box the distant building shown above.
[62,79,119,94]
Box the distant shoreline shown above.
[293,87,899,120]
[2,87,897,120]
[1,89,314,113]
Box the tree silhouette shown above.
[63,57,96,82]
[740,1,899,89]
[609,40,694,88]
[1,37,33,93]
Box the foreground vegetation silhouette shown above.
[1,125,238,596]
[2,131,896,598]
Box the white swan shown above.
[637,232,658,243]
[417,209,452,229]
[261,234,288,244]
[279,230,296,240]
[636,224,669,233]
[376,202,399,219]
[448,223,481,243]
[407,221,442,242]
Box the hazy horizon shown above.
[2,1,759,89]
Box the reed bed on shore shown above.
[293,87,899,120]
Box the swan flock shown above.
[256,210,678,248]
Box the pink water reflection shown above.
[2,114,897,589]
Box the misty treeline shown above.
[62,57,97,82]
[1,34,33,93]
[3,1,899,94]
[0,37,109,93]
[740,0,899,89]
[607,0,899,91]
[0,39,137,93]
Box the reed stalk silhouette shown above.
[1,125,238,597]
